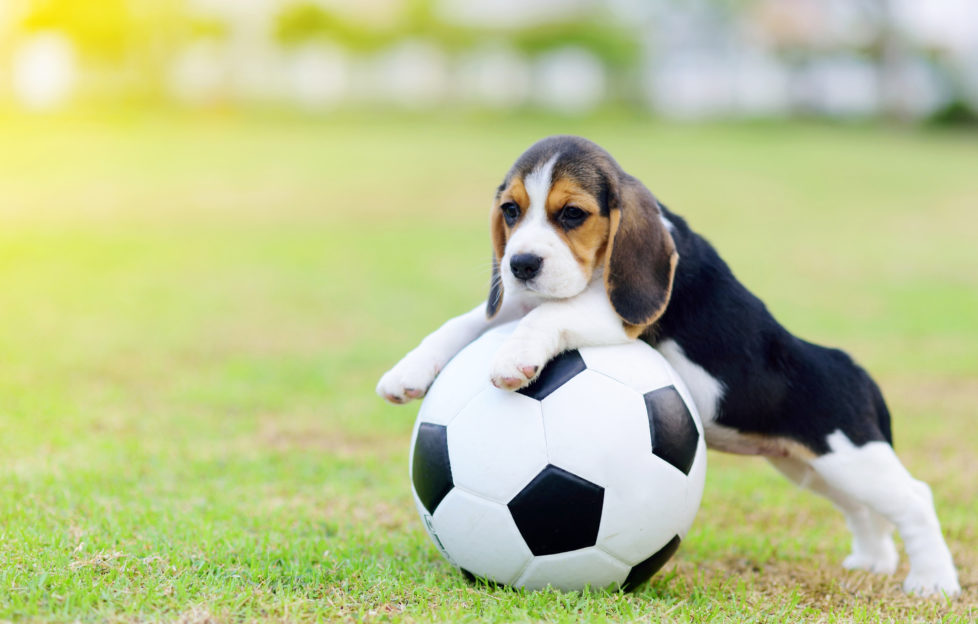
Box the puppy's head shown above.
[487,136,677,331]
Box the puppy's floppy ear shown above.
[603,175,678,329]
[486,207,506,318]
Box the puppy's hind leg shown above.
[809,431,960,597]
[767,456,898,575]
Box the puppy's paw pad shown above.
[489,341,548,392]
[491,376,525,391]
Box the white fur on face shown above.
[502,153,590,300]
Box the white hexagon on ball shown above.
[515,547,629,591]
[448,387,547,503]
[409,321,707,591]
[431,489,532,585]
[416,326,510,426]
[541,369,653,485]
[579,342,675,395]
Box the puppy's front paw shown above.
[843,548,898,575]
[376,350,441,404]
[490,338,549,391]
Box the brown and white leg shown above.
[768,456,898,574]
[808,431,959,597]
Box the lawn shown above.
[0,112,975,623]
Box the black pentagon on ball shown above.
[507,464,604,556]
[412,422,453,514]
[518,349,586,401]
[621,535,681,591]
[644,385,699,475]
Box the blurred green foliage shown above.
[275,3,388,51]
[273,0,637,65]
[510,22,638,69]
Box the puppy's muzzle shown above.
[510,253,543,281]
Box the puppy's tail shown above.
[870,379,894,447]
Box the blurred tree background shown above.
[1,0,976,122]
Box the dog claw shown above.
[518,365,539,378]
[404,388,424,399]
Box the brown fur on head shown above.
[487,136,677,335]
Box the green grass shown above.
[1,112,976,623]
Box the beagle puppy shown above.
[377,135,960,597]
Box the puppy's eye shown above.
[500,202,520,226]
[558,205,588,228]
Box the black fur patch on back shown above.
[650,205,892,456]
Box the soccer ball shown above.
[409,322,707,592]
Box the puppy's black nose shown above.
[510,253,543,281]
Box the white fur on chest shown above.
[656,339,723,424]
